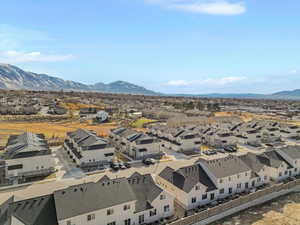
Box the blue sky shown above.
[0,0,300,94]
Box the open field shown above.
[0,120,118,148]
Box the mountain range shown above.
[0,64,157,95]
[0,64,300,99]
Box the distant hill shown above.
[0,64,157,95]
[271,89,300,99]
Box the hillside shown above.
[0,64,157,95]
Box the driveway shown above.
[52,147,86,180]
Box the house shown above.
[3,132,55,184]
[10,195,58,225]
[64,129,115,169]
[54,173,174,225]
[197,155,252,198]
[239,152,270,187]
[95,111,109,123]
[257,150,293,182]
[157,164,218,210]
[275,145,300,176]
[110,127,163,160]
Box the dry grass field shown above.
[0,120,118,148]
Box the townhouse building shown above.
[110,127,162,160]
[3,132,55,184]
[275,145,300,176]
[239,152,270,187]
[148,126,202,153]
[64,129,115,169]
[257,150,293,182]
[157,164,218,210]
[197,155,252,198]
[2,173,174,225]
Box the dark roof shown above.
[10,195,58,225]
[277,146,300,159]
[4,132,50,159]
[197,155,251,178]
[54,179,136,220]
[128,173,163,213]
[258,150,293,168]
[159,165,217,193]
[67,129,110,149]
[239,152,265,174]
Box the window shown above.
[284,171,288,175]
[228,177,231,181]
[191,197,196,203]
[237,174,240,179]
[124,204,131,211]
[107,208,114,215]
[219,188,225,194]
[295,168,298,172]
[87,214,95,221]
[264,176,268,180]
[245,182,249,189]
[219,179,223,183]
[107,222,116,225]
[7,164,23,170]
[150,209,157,217]
[279,172,282,177]
[124,219,131,225]
[139,215,145,224]
[202,194,207,200]
[160,194,166,200]
[237,183,241,189]
[245,172,248,176]
[257,177,261,182]
[164,205,170,212]
[195,185,200,190]
[228,187,232,194]
[105,153,114,157]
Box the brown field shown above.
[0,120,118,147]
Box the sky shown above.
[0,0,300,94]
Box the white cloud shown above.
[144,0,246,16]
[0,50,75,63]
[166,76,246,86]
[289,69,298,74]
[167,80,189,86]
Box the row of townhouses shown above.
[110,127,163,160]
[0,132,55,185]
[63,129,115,169]
[0,173,174,225]
[1,145,300,225]
[157,145,300,210]
[148,120,300,152]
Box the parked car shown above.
[119,162,127,170]
[143,158,156,165]
[124,162,132,168]
[111,162,120,171]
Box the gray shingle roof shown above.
[197,155,251,178]
[159,164,217,193]
[277,146,300,159]
[10,195,58,225]
[54,179,136,220]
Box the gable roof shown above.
[54,179,136,221]
[258,150,292,168]
[276,145,300,159]
[10,195,58,225]
[159,165,217,193]
[239,152,265,174]
[197,155,251,178]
